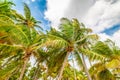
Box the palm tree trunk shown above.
[75,46,92,80]
[81,54,92,80]
[18,57,29,80]
[58,52,69,80]
[89,58,96,80]
[72,53,77,80]
[33,67,40,80]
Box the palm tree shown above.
[43,18,98,80]
[0,2,46,80]
[1,1,120,80]
[12,3,42,30]
[88,40,120,80]
[0,20,45,80]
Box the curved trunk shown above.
[33,68,40,80]
[72,53,77,80]
[33,67,40,80]
[18,57,29,80]
[72,59,77,80]
[75,46,92,80]
[81,54,92,80]
[58,52,69,80]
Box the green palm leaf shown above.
[0,44,23,59]
[0,24,30,46]
[0,60,20,79]
[24,3,31,20]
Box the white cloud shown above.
[98,30,120,47]
[45,0,120,32]
[31,0,35,2]
[45,0,120,47]
[45,0,94,28]
[23,0,30,4]
[111,30,120,47]
[63,0,94,19]
[98,33,111,41]
[45,0,71,29]
[83,0,120,33]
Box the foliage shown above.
[0,0,120,80]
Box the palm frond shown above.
[105,59,120,69]
[92,41,113,57]
[34,25,43,30]
[11,10,25,20]
[73,51,83,69]
[0,44,23,59]
[0,14,14,24]
[47,50,67,76]
[0,61,20,79]
[59,18,74,41]
[97,69,115,80]
[79,48,105,61]
[0,24,30,46]
[89,62,105,77]
[24,3,31,20]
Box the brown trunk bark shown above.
[18,57,29,80]
[58,52,69,80]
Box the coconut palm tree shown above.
[88,40,120,80]
[0,20,45,80]
[12,3,42,30]
[0,1,46,79]
[0,0,42,29]
[42,18,98,80]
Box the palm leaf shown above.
[97,69,115,80]
[80,48,105,61]
[73,51,83,69]
[59,18,74,41]
[92,41,113,57]
[0,24,30,46]
[24,3,31,20]
[0,14,14,24]
[0,61,20,79]
[0,44,23,59]
[11,10,25,20]
[105,59,120,69]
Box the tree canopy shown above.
[0,0,120,80]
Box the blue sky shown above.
[102,24,120,36]
[13,0,119,35]
[13,0,120,47]
[13,0,50,31]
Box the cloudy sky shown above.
[13,0,120,47]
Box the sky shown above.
[13,0,50,31]
[13,0,120,47]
